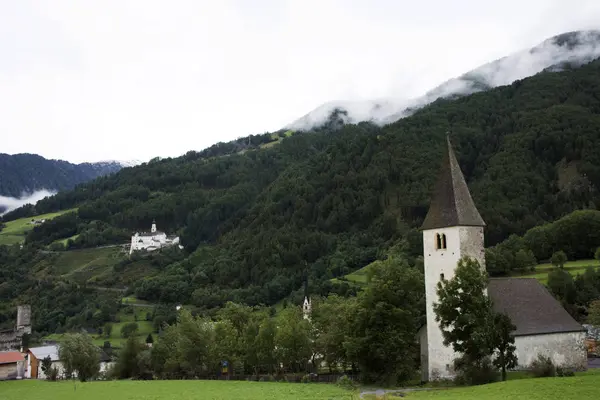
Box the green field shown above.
[515,259,600,284]
[0,379,352,400]
[402,373,600,400]
[53,234,80,246]
[0,209,77,245]
[45,302,155,347]
[331,261,379,287]
[259,130,296,149]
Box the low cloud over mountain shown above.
[287,30,600,131]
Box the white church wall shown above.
[423,226,462,379]
[514,331,587,370]
[419,326,429,382]
[423,225,486,380]
[130,227,178,255]
[458,226,485,267]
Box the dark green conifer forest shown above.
[2,59,600,336]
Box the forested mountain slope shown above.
[0,153,127,206]
[2,59,600,329]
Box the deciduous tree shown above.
[587,300,600,326]
[551,250,568,269]
[435,257,517,384]
[345,257,424,385]
[59,333,100,382]
[490,313,518,381]
[275,306,312,373]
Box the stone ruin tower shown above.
[0,305,32,351]
[16,305,32,336]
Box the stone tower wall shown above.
[0,305,31,351]
[423,226,485,380]
[17,305,31,329]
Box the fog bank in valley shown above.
[0,190,55,216]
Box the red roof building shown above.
[0,351,25,380]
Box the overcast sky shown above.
[1,0,599,163]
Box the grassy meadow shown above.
[514,259,600,284]
[400,372,600,400]
[0,380,353,400]
[0,209,77,245]
[336,259,600,287]
[45,300,155,347]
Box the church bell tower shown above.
[421,135,486,380]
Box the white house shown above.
[419,136,587,381]
[27,345,65,379]
[130,220,180,255]
[27,345,114,379]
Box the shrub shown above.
[49,242,65,252]
[120,322,139,338]
[529,354,556,378]
[47,366,59,381]
[556,367,575,377]
[453,356,499,386]
[301,374,311,383]
[551,251,568,269]
[336,374,357,390]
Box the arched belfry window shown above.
[441,234,447,250]
[436,234,442,250]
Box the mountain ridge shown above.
[287,30,600,131]
[0,153,134,213]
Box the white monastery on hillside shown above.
[419,136,587,381]
[130,220,180,255]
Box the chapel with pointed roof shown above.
[419,134,586,381]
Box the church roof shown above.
[136,231,165,237]
[488,278,585,336]
[421,135,485,230]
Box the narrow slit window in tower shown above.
[436,233,442,250]
[441,234,447,249]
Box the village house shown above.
[419,136,587,381]
[0,351,25,380]
[129,220,181,255]
[27,345,63,379]
[26,344,115,379]
[99,349,115,374]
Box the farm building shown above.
[419,136,587,381]
[27,345,63,379]
[0,351,25,380]
[99,349,115,373]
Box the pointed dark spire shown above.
[303,270,309,299]
[421,134,485,230]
